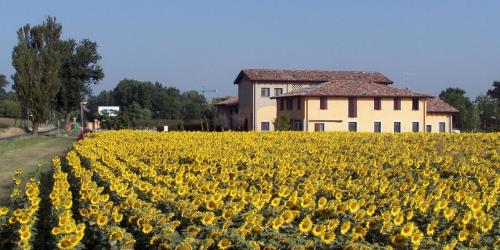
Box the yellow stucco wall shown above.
[426,113,452,132]
[276,97,454,133]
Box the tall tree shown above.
[475,94,499,131]
[439,88,477,131]
[55,39,104,123]
[0,74,7,97]
[487,80,500,100]
[12,16,63,135]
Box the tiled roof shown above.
[272,80,432,98]
[234,69,393,84]
[214,96,238,106]
[426,97,459,113]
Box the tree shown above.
[273,114,291,131]
[439,88,478,131]
[0,74,7,98]
[55,39,104,123]
[475,94,499,131]
[487,81,500,100]
[181,91,206,121]
[12,16,62,135]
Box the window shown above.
[297,97,301,110]
[348,122,357,132]
[320,97,328,110]
[274,88,283,96]
[279,99,285,111]
[426,125,432,133]
[286,98,293,110]
[261,122,270,131]
[293,120,303,131]
[394,97,401,110]
[439,122,446,133]
[394,122,401,133]
[348,97,357,118]
[314,123,324,132]
[261,88,270,97]
[412,122,419,132]
[412,98,419,110]
[374,97,381,110]
[374,122,381,133]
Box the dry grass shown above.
[0,127,24,138]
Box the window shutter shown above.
[374,98,381,110]
[348,97,357,117]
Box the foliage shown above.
[98,103,152,130]
[11,16,63,135]
[54,39,104,121]
[88,79,212,127]
[475,95,499,131]
[439,88,478,131]
[487,80,500,100]
[0,99,21,118]
[273,114,291,131]
[0,74,7,98]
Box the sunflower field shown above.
[0,131,498,249]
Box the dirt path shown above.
[0,136,75,204]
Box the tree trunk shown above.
[32,122,39,135]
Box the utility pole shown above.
[80,101,87,130]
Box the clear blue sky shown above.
[1,1,499,99]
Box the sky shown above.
[0,1,499,99]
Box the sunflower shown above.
[311,224,326,237]
[96,215,108,227]
[281,210,295,224]
[321,232,336,245]
[327,219,340,230]
[110,230,124,241]
[393,214,404,226]
[390,206,401,217]
[458,229,468,242]
[271,217,284,231]
[218,239,231,250]
[400,222,415,237]
[201,212,215,225]
[443,207,456,220]
[411,230,423,246]
[366,205,376,216]
[426,221,438,236]
[340,221,351,235]
[390,234,407,246]
[480,218,493,233]
[317,197,327,209]
[352,225,367,241]
[270,197,281,207]
[142,223,153,234]
[19,226,31,241]
[114,213,123,223]
[57,239,73,250]
[298,217,313,234]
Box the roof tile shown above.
[235,69,393,84]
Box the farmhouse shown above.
[229,69,457,132]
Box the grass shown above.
[0,117,30,128]
[0,117,57,138]
[0,135,75,205]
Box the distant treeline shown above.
[87,79,217,130]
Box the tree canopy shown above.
[12,16,63,134]
[89,79,208,122]
[55,39,104,121]
[438,88,478,131]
